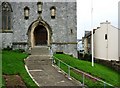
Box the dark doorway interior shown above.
[34,25,47,46]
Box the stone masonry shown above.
[0,0,77,57]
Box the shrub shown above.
[13,49,25,53]
[82,53,91,61]
[78,52,92,61]
[3,46,12,51]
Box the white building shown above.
[77,39,84,54]
[77,40,82,50]
[82,31,91,54]
[93,21,120,61]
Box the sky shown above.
[77,0,120,39]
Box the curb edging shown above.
[24,56,40,87]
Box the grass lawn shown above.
[2,50,38,88]
[53,54,120,87]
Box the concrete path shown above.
[25,46,81,87]
[25,55,81,87]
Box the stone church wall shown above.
[0,33,13,49]
[0,1,77,57]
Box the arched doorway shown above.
[34,25,48,46]
[27,19,52,48]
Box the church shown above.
[0,0,77,57]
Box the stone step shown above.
[31,46,50,55]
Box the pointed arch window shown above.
[2,2,13,32]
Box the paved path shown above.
[25,55,81,87]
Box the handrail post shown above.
[83,73,85,86]
[58,60,61,72]
[68,65,71,79]
[58,60,60,68]
[50,49,54,65]
[52,57,54,65]
[104,82,106,88]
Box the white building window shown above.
[105,34,107,40]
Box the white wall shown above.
[94,22,119,61]
[118,29,120,61]
[94,23,108,60]
[84,38,88,53]
[108,26,118,60]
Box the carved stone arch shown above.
[2,2,13,12]
[27,19,52,48]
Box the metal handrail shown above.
[52,56,114,87]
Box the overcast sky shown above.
[77,0,120,39]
